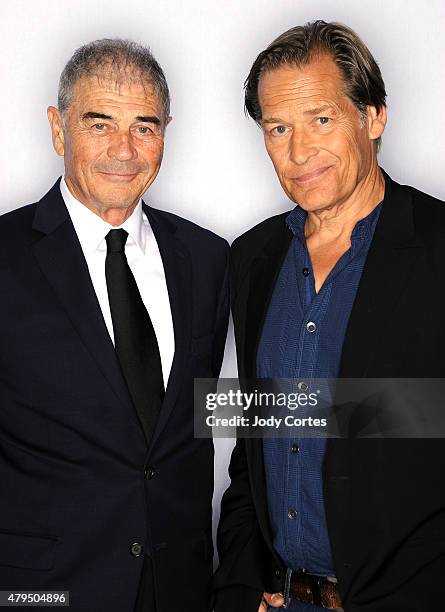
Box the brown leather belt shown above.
[289,570,344,610]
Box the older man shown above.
[0,39,228,612]
[215,20,445,612]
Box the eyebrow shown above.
[262,117,288,125]
[262,105,337,124]
[82,112,113,121]
[135,115,161,125]
[81,111,161,125]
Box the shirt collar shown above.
[350,203,382,242]
[285,205,307,241]
[60,177,146,254]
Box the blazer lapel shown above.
[142,204,192,452]
[244,221,293,378]
[31,180,138,423]
[338,172,424,378]
[324,173,425,591]
[243,217,293,546]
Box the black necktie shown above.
[105,229,164,443]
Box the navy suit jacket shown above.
[0,179,229,611]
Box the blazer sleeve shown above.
[213,237,271,612]
[213,438,266,612]
[211,242,230,378]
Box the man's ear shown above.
[366,104,387,142]
[47,106,65,156]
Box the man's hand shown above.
[258,592,285,610]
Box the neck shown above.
[305,164,384,241]
[95,205,138,226]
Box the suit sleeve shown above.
[213,240,268,612]
[211,242,230,378]
[214,436,270,612]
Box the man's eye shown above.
[93,123,106,131]
[272,125,288,135]
[137,126,152,134]
[317,117,330,125]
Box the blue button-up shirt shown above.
[257,203,381,609]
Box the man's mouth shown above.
[292,166,332,184]
[98,172,139,182]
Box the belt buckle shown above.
[318,575,343,611]
[290,569,343,611]
[290,569,317,606]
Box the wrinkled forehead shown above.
[67,68,160,110]
[258,55,349,112]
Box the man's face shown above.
[258,54,385,212]
[48,74,168,214]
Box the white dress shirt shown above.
[60,177,175,386]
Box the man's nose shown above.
[107,132,138,161]
[289,128,318,165]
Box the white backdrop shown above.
[2,0,444,559]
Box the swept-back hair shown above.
[245,20,386,148]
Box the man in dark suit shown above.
[0,39,228,611]
[214,20,445,612]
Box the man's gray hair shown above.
[58,38,170,121]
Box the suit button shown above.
[274,567,281,579]
[144,466,155,480]
[130,542,143,557]
[291,444,300,454]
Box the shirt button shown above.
[297,381,308,391]
[302,267,310,277]
[130,542,143,557]
[288,509,298,519]
[291,444,300,453]
[144,466,155,480]
[306,321,317,333]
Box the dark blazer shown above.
[0,179,229,612]
[214,172,445,611]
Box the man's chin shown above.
[90,194,139,211]
[286,187,336,212]
[287,194,324,212]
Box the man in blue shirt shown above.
[215,20,445,612]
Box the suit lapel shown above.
[142,204,192,453]
[31,180,136,419]
[242,217,293,546]
[244,221,293,378]
[324,174,425,590]
[338,172,424,378]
